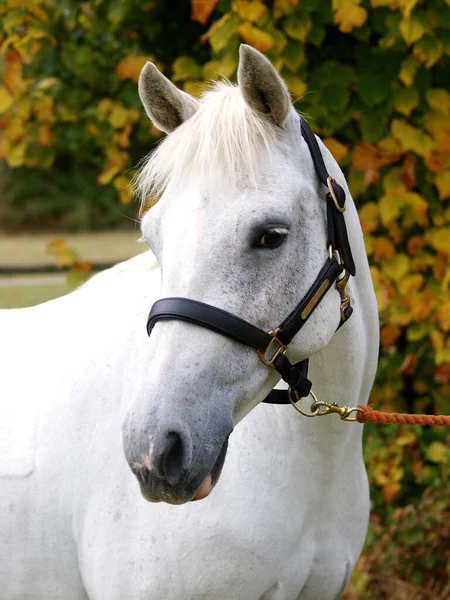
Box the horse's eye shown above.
[254,229,288,249]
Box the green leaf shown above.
[172,57,202,82]
[357,69,392,107]
[282,14,312,42]
[392,86,420,117]
[281,39,305,72]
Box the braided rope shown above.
[356,405,450,426]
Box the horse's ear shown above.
[237,45,291,127]
[138,62,200,134]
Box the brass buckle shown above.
[257,328,287,368]
[327,177,345,213]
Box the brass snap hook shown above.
[288,389,363,422]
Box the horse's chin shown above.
[138,436,229,505]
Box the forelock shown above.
[134,81,293,206]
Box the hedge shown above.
[1,1,449,597]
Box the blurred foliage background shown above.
[1,0,449,597]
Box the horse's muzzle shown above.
[128,432,230,505]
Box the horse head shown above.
[123,46,348,504]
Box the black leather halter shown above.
[147,119,355,405]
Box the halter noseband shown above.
[146,119,355,406]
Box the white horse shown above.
[0,46,379,600]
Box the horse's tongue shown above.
[193,475,212,500]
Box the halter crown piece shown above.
[147,119,356,407]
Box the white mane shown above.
[135,81,290,203]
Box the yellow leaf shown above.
[424,111,450,154]
[36,77,60,91]
[183,80,209,98]
[6,139,27,167]
[413,38,443,69]
[191,0,218,25]
[396,428,417,446]
[283,73,307,98]
[233,0,267,22]
[382,254,411,281]
[435,171,450,200]
[273,0,298,18]
[239,22,274,52]
[322,137,347,162]
[399,17,425,45]
[35,95,54,122]
[359,202,379,234]
[425,227,450,254]
[46,238,78,268]
[114,175,133,204]
[427,441,448,464]
[426,89,450,116]
[394,86,419,117]
[399,56,419,86]
[5,116,26,142]
[172,56,202,81]
[0,87,14,112]
[98,165,121,185]
[398,273,424,295]
[334,3,368,34]
[391,119,433,158]
[108,105,129,129]
[26,2,50,23]
[202,54,237,80]
[430,329,444,352]
[379,194,405,225]
[116,55,155,82]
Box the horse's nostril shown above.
[163,431,184,486]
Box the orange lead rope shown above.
[356,405,450,426]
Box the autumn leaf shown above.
[397,352,418,375]
[425,227,450,254]
[191,0,219,25]
[426,88,450,116]
[116,55,154,82]
[233,0,267,23]
[38,124,51,147]
[434,171,450,200]
[173,57,202,82]
[382,254,411,281]
[0,87,14,112]
[399,16,426,45]
[46,238,78,268]
[283,73,307,98]
[427,441,448,464]
[382,483,401,505]
[391,119,433,158]
[373,236,395,260]
[381,324,402,352]
[334,3,368,34]
[114,175,133,204]
[239,22,274,52]
[323,137,347,162]
[359,202,379,234]
[108,105,129,129]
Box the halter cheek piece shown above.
[147,119,356,406]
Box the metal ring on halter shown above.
[287,387,320,417]
[326,177,345,213]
